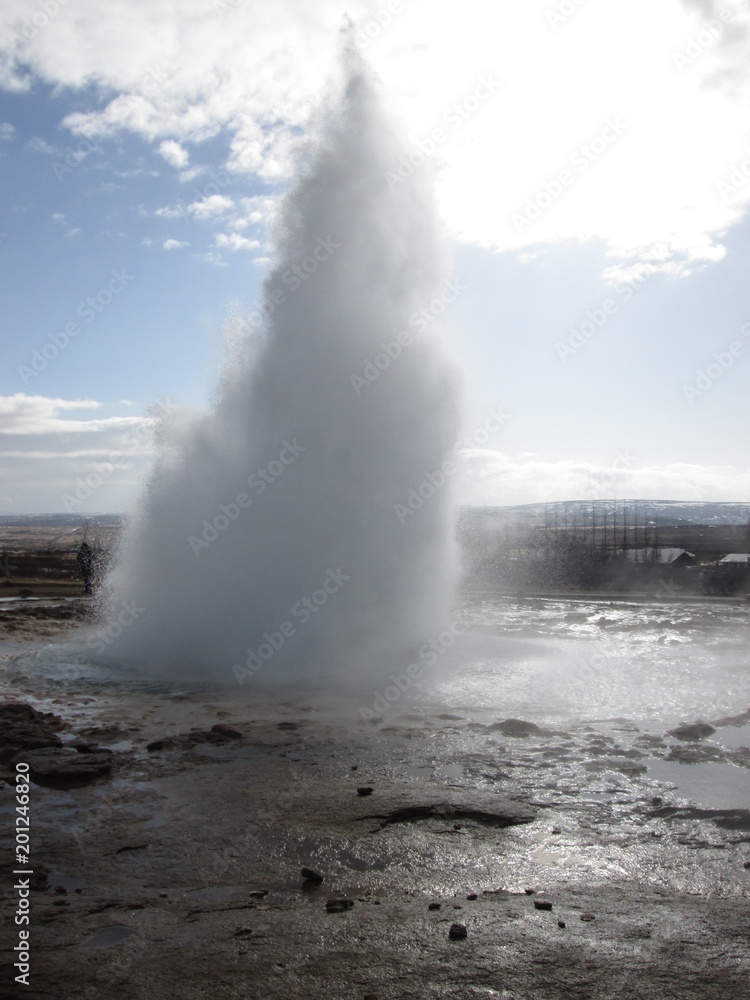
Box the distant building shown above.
[719,553,750,565]
[625,547,698,567]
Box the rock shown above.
[326,898,354,913]
[428,903,441,910]
[351,765,358,770]
[667,722,716,741]
[146,738,175,752]
[248,889,268,898]
[524,888,535,895]
[743,861,750,869]
[0,701,65,753]
[357,786,374,796]
[534,900,553,911]
[489,718,543,738]
[234,926,253,937]
[558,920,566,928]
[466,893,478,901]
[301,868,323,883]
[11,747,112,785]
[53,885,67,894]
[449,923,467,940]
[211,724,242,739]
[581,912,596,922]
[551,826,561,835]
[651,796,663,806]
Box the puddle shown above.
[81,925,135,949]
[399,763,465,780]
[183,886,247,903]
[713,723,750,751]
[648,758,750,811]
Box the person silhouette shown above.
[76,541,94,595]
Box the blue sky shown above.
[1,0,749,512]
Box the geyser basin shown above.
[100,46,463,686]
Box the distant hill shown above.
[460,500,750,528]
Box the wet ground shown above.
[1,596,749,998]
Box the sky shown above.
[1,0,749,514]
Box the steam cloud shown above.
[100,44,463,687]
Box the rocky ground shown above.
[1,607,749,999]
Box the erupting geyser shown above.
[100,43,463,686]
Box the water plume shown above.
[101,43,463,687]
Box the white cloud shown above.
[0,395,158,513]
[25,135,56,154]
[458,450,750,506]
[163,237,189,250]
[0,121,14,141]
[51,212,66,223]
[0,395,140,436]
[65,227,81,238]
[158,138,189,168]
[214,232,260,251]
[3,0,746,272]
[188,193,233,219]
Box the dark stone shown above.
[211,724,242,739]
[428,903,441,910]
[558,920,566,928]
[449,923,467,939]
[301,867,323,883]
[524,888,535,895]
[11,747,112,786]
[466,893,478,901]
[534,900,553,911]
[0,701,65,752]
[248,889,268,898]
[581,912,596,922]
[667,722,716,741]
[146,739,175,752]
[490,718,543,738]
[357,786,374,796]
[326,898,354,913]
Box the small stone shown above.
[743,861,750,869]
[581,912,596,922]
[534,900,553,911]
[301,868,323,883]
[210,723,242,739]
[667,722,715,741]
[248,889,269,898]
[651,796,663,806]
[52,899,69,907]
[234,926,253,937]
[54,886,68,894]
[551,826,561,835]
[351,765,358,770]
[449,923,467,940]
[428,903,441,910]
[453,904,463,910]
[453,823,462,830]
[326,897,355,913]
[466,893,477,901]
[159,892,168,898]
[524,888,535,895]
[357,786,374,796]
[558,920,566,928]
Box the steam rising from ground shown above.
[101,47,463,686]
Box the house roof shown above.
[719,553,750,564]
[625,547,697,564]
